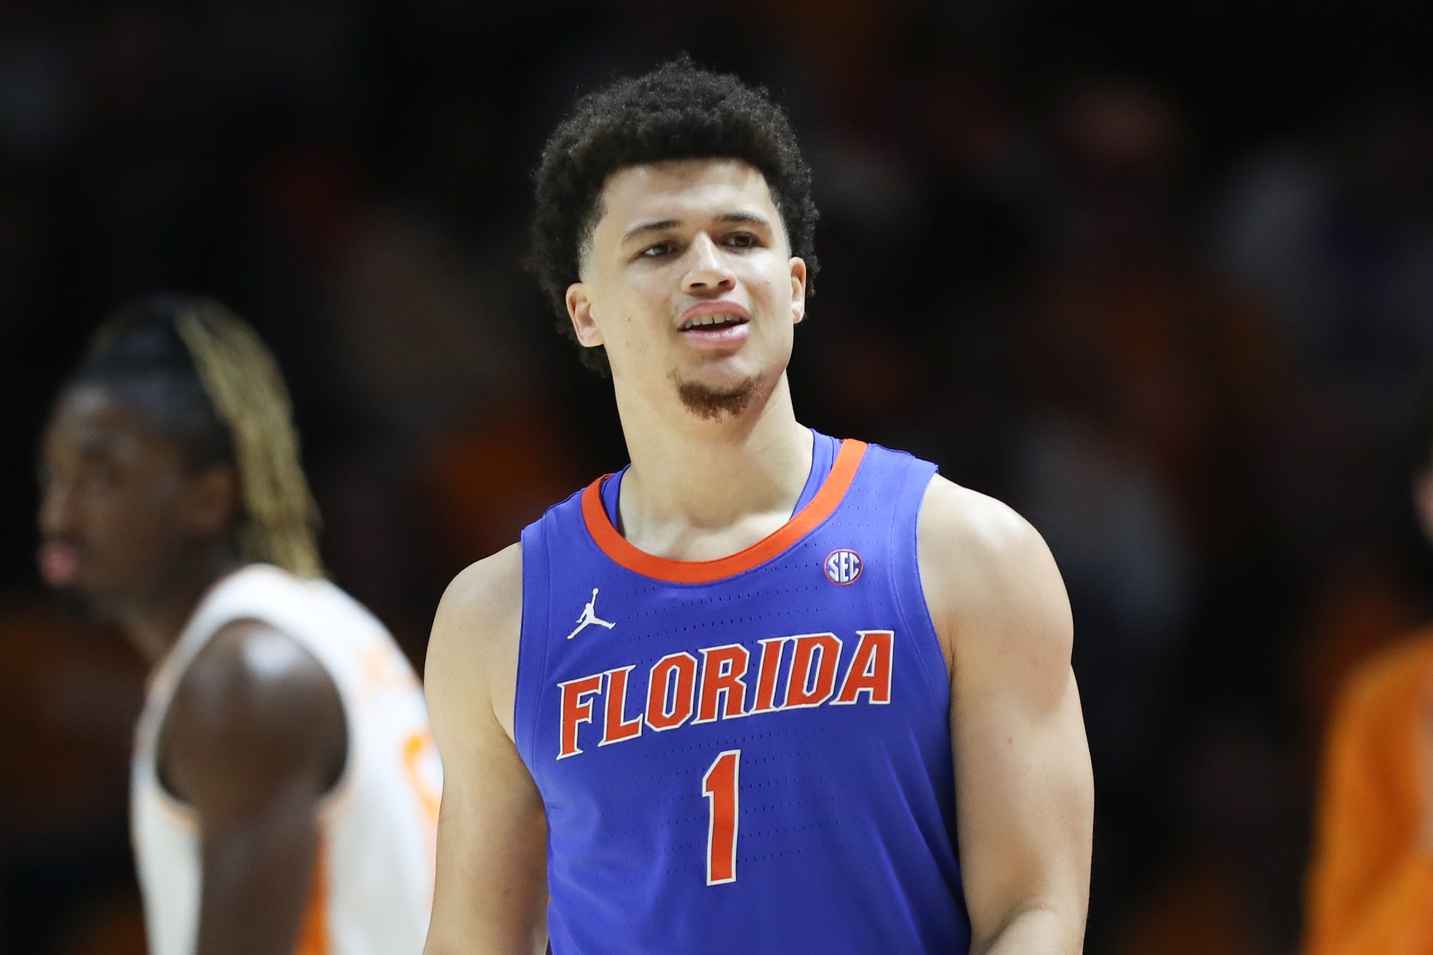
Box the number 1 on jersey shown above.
[702,750,740,885]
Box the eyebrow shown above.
[35,434,121,483]
[77,435,123,457]
[619,212,774,245]
[69,434,127,464]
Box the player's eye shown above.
[81,461,118,489]
[639,241,677,258]
[725,233,758,249]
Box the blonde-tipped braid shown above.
[170,300,324,578]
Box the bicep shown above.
[164,623,346,955]
[195,782,327,955]
[920,483,1093,951]
[424,549,548,955]
[426,707,548,955]
[952,651,1091,950]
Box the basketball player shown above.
[1304,395,1433,954]
[37,296,440,955]
[423,58,1093,954]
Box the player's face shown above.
[566,159,806,418]
[37,385,227,619]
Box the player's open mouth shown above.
[678,314,750,347]
[677,302,752,345]
[679,313,749,332]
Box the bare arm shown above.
[423,544,548,955]
[162,620,347,955]
[918,477,1093,955]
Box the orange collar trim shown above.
[581,439,868,584]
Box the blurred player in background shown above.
[423,57,1092,954]
[37,295,440,955]
[1305,390,1433,954]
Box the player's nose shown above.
[681,234,736,295]
[38,476,82,538]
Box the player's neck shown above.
[121,549,244,666]
[614,375,812,560]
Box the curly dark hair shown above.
[530,55,820,374]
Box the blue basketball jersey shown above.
[514,436,971,954]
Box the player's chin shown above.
[47,562,127,621]
[672,370,768,421]
[50,584,106,622]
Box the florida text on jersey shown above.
[514,435,972,954]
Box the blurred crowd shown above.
[2,2,1431,953]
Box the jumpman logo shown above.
[565,588,617,639]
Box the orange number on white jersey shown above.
[402,729,442,826]
[702,750,740,885]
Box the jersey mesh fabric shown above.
[515,436,970,954]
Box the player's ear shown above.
[566,283,605,347]
[183,464,240,540]
[788,257,807,325]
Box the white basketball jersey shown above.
[132,565,440,955]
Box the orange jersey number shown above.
[702,750,740,885]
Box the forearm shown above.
[422,745,548,955]
[424,923,546,955]
[194,810,321,955]
[974,904,1085,955]
[424,870,548,955]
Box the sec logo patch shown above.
[823,548,863,585]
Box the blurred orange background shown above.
[2,2,1430,952]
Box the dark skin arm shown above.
[160,619,347,955]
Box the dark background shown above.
[3,1,1432,952]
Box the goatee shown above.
[671,373,759,421]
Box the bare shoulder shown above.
[425,542,524,738]
[171,619,344,750]
[430,542,524,639]
[917,474,1059,594]
[916,474,1072,663]
[164,619,345,812]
